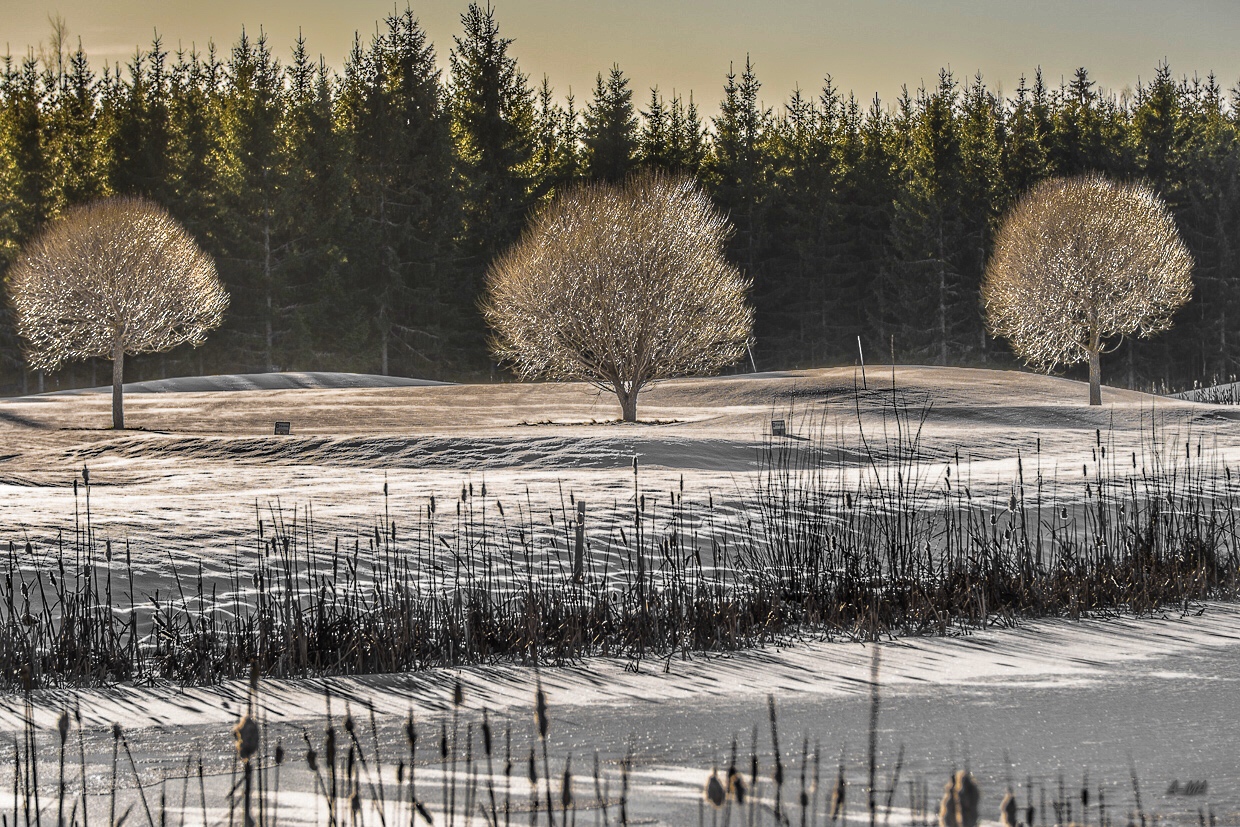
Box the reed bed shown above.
[1,391,1238,689]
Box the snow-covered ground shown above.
[0,366,1231,588]
[1,367,1238,824]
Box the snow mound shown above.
[47,371,451,394]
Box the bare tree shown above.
[483,171,753,422]
[982,174,1192,405]
[8,197,228,428]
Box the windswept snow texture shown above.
[0,365,1233,589]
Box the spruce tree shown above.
[1001,74,1051,199]
[883,71,973,365]
[108,37,172,200]
[44,42,108,213]
[582,64,638,181]
[532,76,580,193]
[166,44,224,244]
[341,11,463,376]
[3,55,50,244]
[212,29,285,372]
[278,39,352,372]
[666,92,707,172]
[449,2,535,267]
[707,57,773,318]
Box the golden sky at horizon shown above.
[4,0,1240,114]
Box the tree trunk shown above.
[380,321,389,377]
[1127,340,1135,390]
[617,387,638,423]
[1088,347,1102,406]
[112,343,125,429]
[264,209,274,372]
[938,261,948,367]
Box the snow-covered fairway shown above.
[0,365,1233,576]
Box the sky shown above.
[5,0,1240,115]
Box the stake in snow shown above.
[483,171,754,422]
[7,197,228,428]
[982,174,1193,405]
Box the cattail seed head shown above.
[112,723,122,740]
[528,748,538,785]
[561,761,574,810]
[939,771,980,827]
[830,770,845,822]
[957,772,980,827]
[57,710,70,745]
[306,747,319,772]
[274,743,284,766]
[730,772,746,805]
[705,772,726,808]
[454,680,464,707]
[1001,792,1018,827]
[233,715,259,762]
[536,686,549,739]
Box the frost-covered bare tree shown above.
[982,175,1193,405]
[8,197,228,428]
[483,171,753,421]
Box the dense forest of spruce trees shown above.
[2,4,1239,394]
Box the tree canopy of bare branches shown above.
[981,174,1193,405]
[8,196,228,428]
[483,171,753,422]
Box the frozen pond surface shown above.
[4,604,1239,826]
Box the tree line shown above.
[2,4,1239,393]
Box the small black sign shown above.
[771,419,786,437]
[274,421,291,435]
